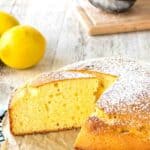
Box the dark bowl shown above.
[89,0,137,13]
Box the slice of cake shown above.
[9,70,116,135]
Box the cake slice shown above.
[9,70,116,135]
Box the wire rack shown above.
[0,123,5,143]
[0,114,6,143]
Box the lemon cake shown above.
[9,70,116,135]
[5,57,150,150]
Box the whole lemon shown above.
[0,25,46,69]
[0,11,19,36]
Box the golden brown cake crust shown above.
[74,116,150,150]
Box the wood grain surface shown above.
[76,0,150,35]
[0,0,150,106]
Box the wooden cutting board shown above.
[76,0,150,35]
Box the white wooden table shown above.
[0,0,150,105]
[0,0,150,146]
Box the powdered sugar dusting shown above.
[29,70,94,87]
[62,57,150,117]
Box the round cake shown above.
[2,57,150,150]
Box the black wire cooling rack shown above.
[0,112,6,143]
[0,122,5,142]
